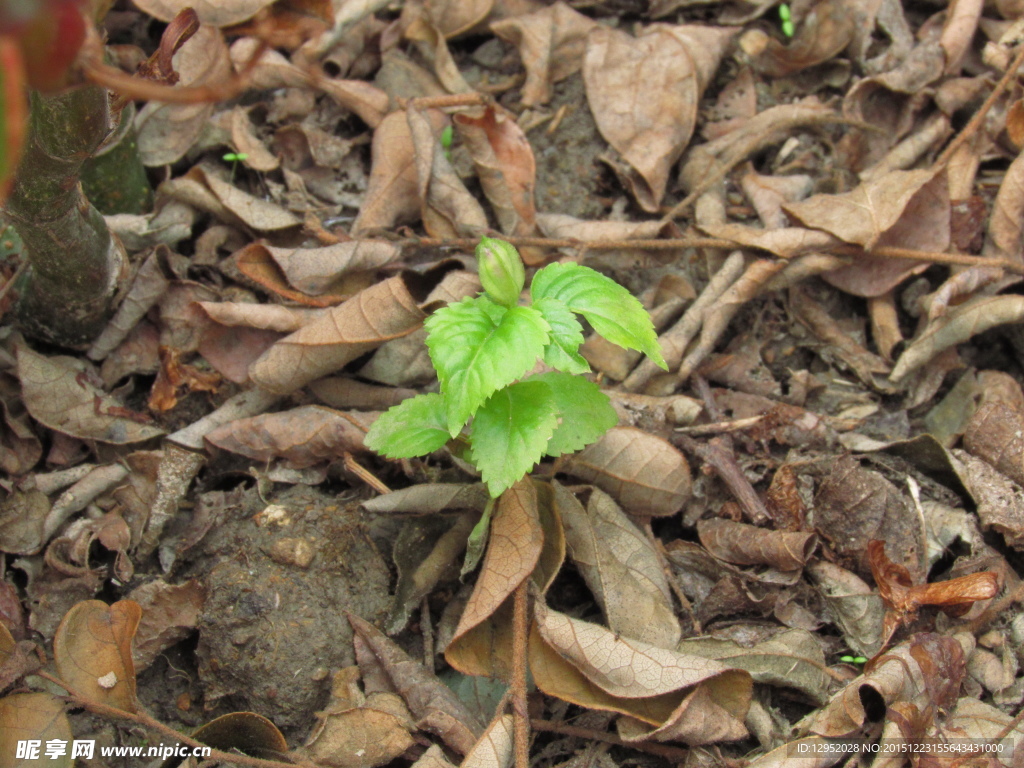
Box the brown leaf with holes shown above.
[248,271,439,394]
[556,483,680,648]
[529,602,752,744]
[563,427,691,517]
[583,23,732,211]
[205,405,371,468]
[53,600,141,712]
[453,105,537,236]
[349,613,483,755]
[697,518,817,571]
[491,2,597,106]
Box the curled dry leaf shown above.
[868,540,998,645]
[491,2,598,107]
[204,405,371,468]
[697,518,817,571]
[460,715,513,768]
[53,600,141,713]
[229,106,279,172]
[0,693,73,768]
[583,24,732,211]
[17,345,164,445]
[983,149,1024,267]
[556,483,681,648]
[88,248,172,362]
[241,240,402,300]
[677,628,831,705]
[453,105,537,236]
[804,633,966,737]
[807,561,885,657]
[891,296,1024,382]
[348,613,483,755]
[408,107,488,239]
[424,0,493,38]
[310,378,418,412]
[564,427,691,516]
[132,0,275,26]
[190,711,288,757]
[362,484,490,516]
[529,602,752,744]
[446,479,543,675]
[746,0,856,77]
[135,25,232,166]
[353,110,446,236]
[248,270,439,394]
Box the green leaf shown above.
[530,262,666,369]
[425,297,550,435]
[470,381,559,497]
[365,393,450,458]
[534,297,590,374]
[529,372,617,456]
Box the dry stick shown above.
[935,42,1024,169]
[511,580,530,768]
[529,719,691,762]
[675,433,771,525]
[37,671,313,768]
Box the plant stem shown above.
[4,85,127,346]
[511,578,530,768]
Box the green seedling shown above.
[222,151,248,181]
[779,4,795,37]
[365,236,667,499]
[840,655,868,665]
[440,125,454,162]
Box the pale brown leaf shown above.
[131,0,274,26]
[0,693,73,768]
[128,579,205,672]
[983,148,1024,268]
[361,484,490,516]
[564,427,691,516]
[746,0,856,77]
[555,483,681,648]
[460,715,513,768]
[351,111,426,235]
[53,600,141,712]
[204,405,371,468]
[424,0,493,37]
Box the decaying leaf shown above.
[128,579,205,672]
[697,518,817,571]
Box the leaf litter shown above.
[10,0,1024,767]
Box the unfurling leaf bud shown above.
[476,236,525,307]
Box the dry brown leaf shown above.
[453,105,537,236]
[529,602,752,744]
[697,518,817,571]
[197,301,323,333]
[807,561,886,657]
[583,24,732,211]
[352,111,431,235]
[446,479,543,672]
[128,579,205,672]
[190,711,288,757]
[361,484,490,516]
[149,346,221,412]
[53,600,141,712]
[564,427,691,516]
[891,295,1024,382]
[746,0,856,77]
[234,243,344,307]
[408,107,488,238]
[0,693,73,768]
[131,0,275,26]
[0,376,42,477]
[940,0,983,75]
[813,455,921,578]
[404,14,475,94]
[229,106,280,172]
[309,378,418,411]
[963,401,1024,489]
[460,715,513,768]
[0,489,50,556]
[204,405,370,468]
[699,223,839,258]
[491,2,598,106]
[983,148,1024,268]
[248,271,437,394]
[17,345,164,445]
[136,26,232,167]
[348,613,483,754]
[804,633,966,737]
[556,483,681,648]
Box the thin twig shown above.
[511,580,530,768]
[37,671,313,768]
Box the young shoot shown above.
[365,237,666,498]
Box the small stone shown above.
[267,537,316,568]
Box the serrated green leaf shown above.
[529,372,617,456]
[470,381,559,497]
[425,297,550,435]
[534,297,590,374]
[530,262,666,369]
[365,393,450,458]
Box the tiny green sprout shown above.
[222,152,248,162]
[779,4,795,37]
[365,237,667,498]
[440,125,454,162]
[840,655,868,665]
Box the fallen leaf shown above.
[128,579,205,672]
[53,600,141,712]
[131,0,276,26]
[0,693,73,768]
[563,427,692,516]
[191,711,288,757]
[697,518,818,571]
[460,715,513,768]
[746,0,856,77]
